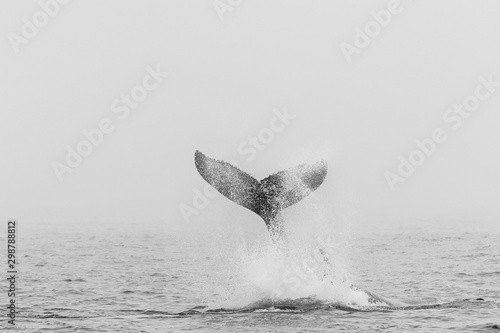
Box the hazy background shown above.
[1,0,499,232]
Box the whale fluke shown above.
[194,150,327,241]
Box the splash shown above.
[205,221,380,310]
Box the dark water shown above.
[10,219,500,332]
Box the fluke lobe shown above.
[194,150,327,242]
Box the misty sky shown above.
[1,0,499,231]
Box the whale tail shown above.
[194,150,327,237]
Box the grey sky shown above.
[1,0,499,230]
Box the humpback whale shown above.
[194,150,328,242]
[194,151,403,306]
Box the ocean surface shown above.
[9,218,500,332]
